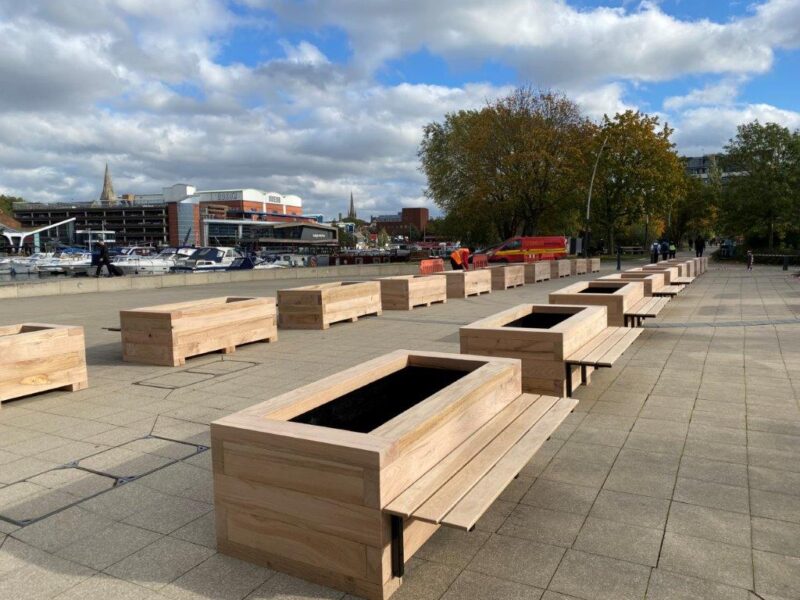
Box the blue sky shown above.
[0,0,798,216]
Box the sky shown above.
[0,1,799,218]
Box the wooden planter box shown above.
[211,350,524,600]
[489,265,525,290]
[569,258,587,275]
[278,282,382,330]
[442,270,492,298]
[699,256,708,273]
[460,304,607,396]
[0,323,88,404]
[550,259,571,278]
[380,275,447,310]
[524,262,551,283]
[638,264,679,284]
[121,296,277,366]
[588,258,601,273]
[664,260,693,277]
[600,272,664,296]
[549,280,644,327]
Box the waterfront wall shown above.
[0,263,423,299]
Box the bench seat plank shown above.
[579,327,643,367]
[673,276,694,284]
[384,393,538,518]
[440,396,578,531]
[627,297,668,318]
[409,394,560,524]
[654,284,684,296]
[560,327,619,364]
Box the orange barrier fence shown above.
[472,254,489,269]
[419,258,445,274]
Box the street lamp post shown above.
[584,136,608,258]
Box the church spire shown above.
[347,191,356,220]
[99,163,116,205]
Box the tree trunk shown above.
[769,220,774,251]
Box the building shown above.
[203,219,338,251]
[373,207,429,236]
[12,171,313,249]
[684,155,741,184]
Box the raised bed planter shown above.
[588,258,601,273]
[549,280,644,326]
[489,265,525,290]
[663,259,693,277]
[460,304,607,396]
[211,350,525,600]
[569,258,587,275]
[278,281,381,330]
[638,264,679,284]
[121,296,277,366]
[442,270,492,298]
[550,259,571,278]
[524,261,550,283]
[0,323,88,404]
[600,272,664,296]
[380,275,447,310]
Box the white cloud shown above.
[663,78,743,111]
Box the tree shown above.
[591,110,685,250]
[720,121,800,250]
[419,87,594,245]
[338,229,356,249]
[377,228,389,247]
[0,194,24,215]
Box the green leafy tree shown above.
[720,121,800,250]
[591,110,685,250]
[0,194,24,215]
[419,87,594,246]
[338,228,356,249]
[377,228,389,247]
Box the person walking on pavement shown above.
[746,250,754,271]
[669,241,676,258]
[94,240,115,277]
[650,241,660,264]
[695,235,705,258]
[660,240,669,262]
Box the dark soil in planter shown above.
[504,312,572,329]
[578,287,618,294]
[291,366,468,433]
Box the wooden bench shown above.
[624,297,669,327]
[563,327,643,395]
[620,246,644,254]
[672,276,695,285]
[653,284,684,297]
[383,393,577,561]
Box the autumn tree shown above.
[591,111,685,250]
[419,87,594,246]
[720,121,800,250]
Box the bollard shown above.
[616,247,622,271]
[783,255,789,271]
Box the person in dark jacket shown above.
[695,235,706,257]
[660,240,669,261]
[94,241,114,277]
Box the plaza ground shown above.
[0,257,798,600]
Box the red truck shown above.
[485,236,568,263]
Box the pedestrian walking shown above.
[94,241,116,277]
[746,250,754,271]
[650,241,659,264]
[660,240,669,262]
[668,241,676,258]
[695,235,705,258]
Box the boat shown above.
[171,247,243,272]
[226,256,285,270]
[111,247,187,275]
[37,249,93,275]
[8,252,55,274]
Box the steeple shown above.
[347,191,356,220]
[99,163,116,205]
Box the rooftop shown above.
[0,257,798,599]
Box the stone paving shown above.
[0,257,798,600]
